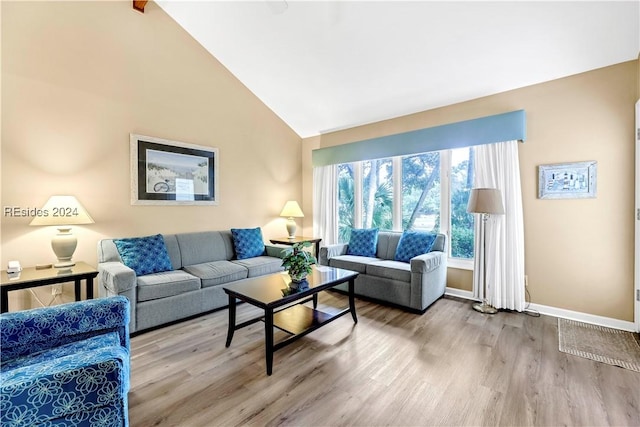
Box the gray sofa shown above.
[319,232,447,313]
[97,230,286,333]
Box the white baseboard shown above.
[445,287,474,300]
[526,303,637,332]
[444,287,638,332]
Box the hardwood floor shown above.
[128,293,640,426]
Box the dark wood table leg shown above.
[313,293,318,309]
[86,277,94,299]
[1,289,8,313]
[348,278,358,324]
[225,296,237,347]
[265,307,274,375]
[74,279,81,301]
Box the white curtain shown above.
[473,140,526,311]
[313,165,338,245]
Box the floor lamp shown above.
[467,188,504,314]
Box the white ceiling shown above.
[157,1,640,138]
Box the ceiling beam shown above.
[133,1,148,13]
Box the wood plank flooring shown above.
[128,293,640,426]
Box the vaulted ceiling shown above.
[156,1,639,138]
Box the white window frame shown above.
[353,162,363,229]
[440,150,451,242]
[392,157,403,231]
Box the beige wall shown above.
[1,1,301,308]
[303,61,637,321]
[2,2,636,321]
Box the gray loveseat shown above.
[319,232,447,313]
[98,230,286,333]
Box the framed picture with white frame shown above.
[538,161,597,200]
[130,134,219,205]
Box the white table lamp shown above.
[30,195,95,268]
[279,200,304,240]
[467,188,504,314]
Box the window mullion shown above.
[353,162,363,229]
[392,157,402,231]
[440,150,451,257]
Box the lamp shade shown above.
[467,188,505,215]
[29,196,95,226]
[279,201,304,218]
[29,196,94,268]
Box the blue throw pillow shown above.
[231,227,265,260]
[347,228,379,257]
[394,231,437,263]
[113,234,173,276]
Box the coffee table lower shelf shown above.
[273,304,338,335]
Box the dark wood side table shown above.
[269,236,322,258]
[0,261,98,313]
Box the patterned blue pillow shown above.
[347,228,379,257]
[231,227,265,260]
[113,234,173,276]
[394,231,437,263]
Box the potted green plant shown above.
[281,241,316,284]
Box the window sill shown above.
[447,257,474,271]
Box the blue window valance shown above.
[312,109,526,167]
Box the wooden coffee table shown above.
[223,265,358,375]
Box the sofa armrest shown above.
[410,251,445,274]
[319,243,348,265]
[98,262,137,333]
[0,296,130,361]
[99,262,136,294]
[409,251,448,311]
[98,263,138,333]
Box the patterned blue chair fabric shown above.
[0,296,130,427]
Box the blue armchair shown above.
[1,296,130,427]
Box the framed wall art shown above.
[538,161,597,200]
[130,134,219,205]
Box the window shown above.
[402,152,440,233]
[337,147,475,266]
[338,163,355,243]
[449,147,475,260]
[361,158,393,230]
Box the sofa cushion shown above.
[231,228,266,260]
[136,270,201,302]
[113,234,173,276]
[183,260,248,288]
[375,232,401,260]
[394,231,436,263]
[176,231,234,266]
[1,332,120,372]
[161,234,183,270]
[366,260,412,282]
[347,228,379,257]
[232,256,284,277]
[328,255,382,274]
